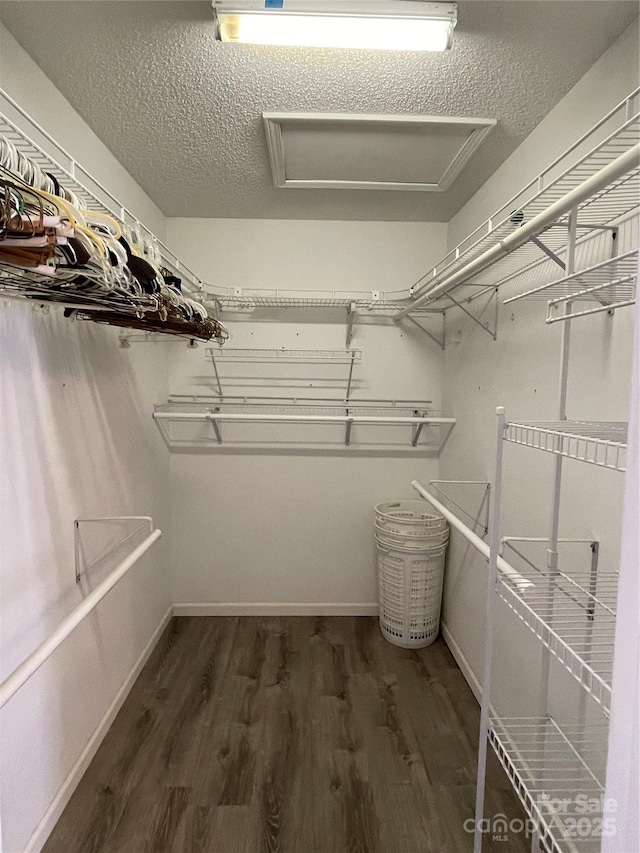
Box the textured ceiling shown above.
[0,1,637,221]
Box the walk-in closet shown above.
[1,2,638,852]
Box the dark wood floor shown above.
[43,617,528,853]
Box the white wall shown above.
[439,22,638,729]
[0,26,172,853]
[166,219,447,609]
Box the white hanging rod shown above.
[411,479,534,592]
[0,527,162,710]
[394,143,640,320]
[153,412,454,425]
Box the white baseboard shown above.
[440,621,482,704]
[24,605,173,853]
[173,602,379,617]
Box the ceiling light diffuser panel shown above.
[212,1,457,51]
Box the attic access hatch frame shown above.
[263,112,496,192]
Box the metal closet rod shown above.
[153,412,455,425]
[394,143,640,320]
[411,480,533,592]
[0,528,162,710]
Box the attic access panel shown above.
[263,112,496,192]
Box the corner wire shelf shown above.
[0,89,213,315]
[497,540,616,713]
[396,89,640,315]
[489,716,608,853]
[503,249,638,323]
[504,421,627,472]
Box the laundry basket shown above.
[375,500,447,537]
[377,541,447,648]
[375,501,448,649]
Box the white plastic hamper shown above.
[375,500,447,537]
[377,542,447,648]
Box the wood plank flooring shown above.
[43,617,529,853]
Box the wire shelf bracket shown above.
[399,312,447,350]
[443,287,499,340]
[427,480,491,535]
[74,516,154,583]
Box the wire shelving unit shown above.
[446,90,639,853]
[504,422,628,472]
[489,716,608,853]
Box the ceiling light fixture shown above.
[212,1,457,51]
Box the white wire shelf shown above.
[504,421,627,472]
[396,89,639,314]
[497,552,617,712]
[152,402,455,452]
[489,716,608,853]
[167,394,433,408]
[503,249,638,323]
[215,294,441,314]
[0,89,207,306]
[205,347,361,363]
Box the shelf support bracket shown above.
[210,350,223,397]
[411,413,425,447]
[346,303,356,348]
[429,480,491,536]
[209,410,223,445]
[74,516,154,583]
[345,348,356,399]
[444,289,498,341]
[403,314,446,350]
[530,235,567,270]
[345,415,353,446]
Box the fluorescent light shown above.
[213,1,457,51]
